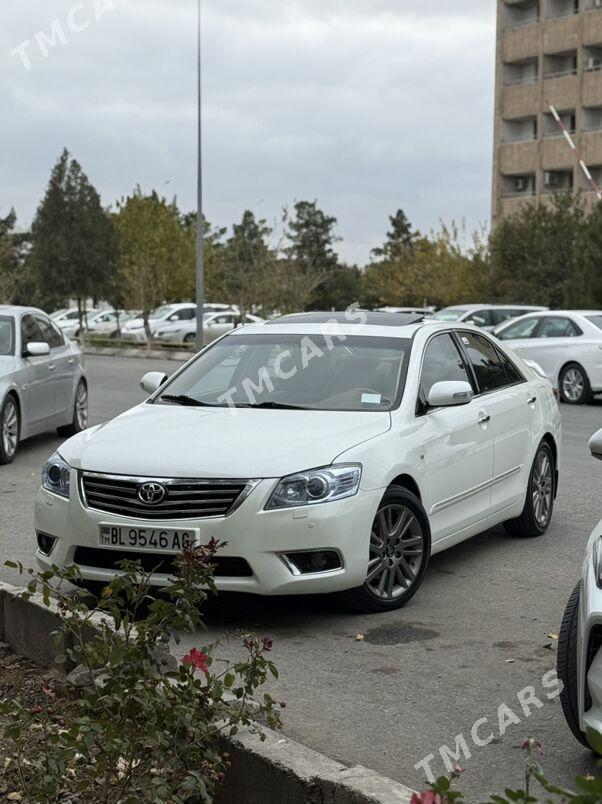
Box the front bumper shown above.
[34,474,381,596]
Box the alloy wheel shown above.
[562,368,585,403]
[532,449,553,527]
[2,400,18,458]
[366,504,424,600]
[75,383,89,430]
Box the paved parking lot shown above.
[1,354,601,798]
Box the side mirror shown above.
[590,429,602,461]
[139,371,168,395]
[26,342,50,357]
[428,381,474,408]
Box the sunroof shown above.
[267,311,425,327]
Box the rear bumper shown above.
[34,476,382,596]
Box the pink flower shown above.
[411,793,445,804]
[182,648,208,673]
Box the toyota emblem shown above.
[137,482,167,506]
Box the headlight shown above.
[265,464,361,510]
[42,452,71,499]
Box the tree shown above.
[0,209,28,304]
[489,193,591,308]
[116,190,193,342]
[180,212,228,303]
[308,264,363,311]
[371,209,414,261]
[28,149,117,319]
[281,200,341,311]
[222,210,273,318]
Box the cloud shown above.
[0,0,496,265]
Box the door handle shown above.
[68,358,75,365]
[527,396,537,405]
[477,413,491,426]
[48,364,55,371]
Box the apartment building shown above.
[492,0,602,220]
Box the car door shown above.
[458,331,536,514]
[415,332,494,543]
[34,313,76,421]
[206,314,237,343]
[18,314,55,428]
[522,315,583,381]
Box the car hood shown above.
[61,404,391,478]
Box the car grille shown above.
[73,547,253,577]
[80,472,252,520]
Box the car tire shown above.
[559,363,592,406]
[0,394,20,465]
[342,486,431,614]
[558,581,590,748]
[504,441,555,538]
[184,333,196,344]
[57,379,89,438]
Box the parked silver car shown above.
[0,306,88,464]
[155,312,264,345]
[429,304,548,332]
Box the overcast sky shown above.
[1,0,496,265]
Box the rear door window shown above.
[539,317,581,338]
[497,316,540,340]
[460,332,509,393]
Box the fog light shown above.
[37,532,57,557]
[281,550,342,575]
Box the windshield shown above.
[0,317,14,356]
[430,308,466,322]
[587,315,602,331]
[156,333,411,411]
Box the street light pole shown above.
[195,0,205,350]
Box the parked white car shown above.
[52,308,99,336]
[0,306,87,464]
[430,304,547,332]
[121,303,197,343]
[155,312,264,345]
[558,428,602,748]
[35,311,560,612]
[87,310,140,339]
[495,310,602,405]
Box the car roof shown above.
[439,304,546,312]
[267,311,425,327]
[0,305,46,317]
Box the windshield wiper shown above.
[235,401,311,410]
[160,394,216,407]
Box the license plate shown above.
[98,524,199,552]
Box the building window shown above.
[503,57,539,86]
[541,169,574,192]
[501,174,537,197]
[543,49,578,78]
[583,105,602,131]
[502,116,538,142]
[584,45,602,71]
[545,0,579,18]
[543,109,576,136]
[504,0,540,27]
[586,0,602,10]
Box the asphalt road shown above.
[1,354,601,800]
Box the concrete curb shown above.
[0,581,415,804]
[83,346,190,362]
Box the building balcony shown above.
[502,25,541,62]
[583,70,602,106]
[499,139,540,173]
[581,130,602,162]
[543,72,580,108]
[543,14,579,53]
[502,83,541,118]
[584,11,602,46]
[542,136,576,167]
[500,195,537,218]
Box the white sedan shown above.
[0,306,88,464]
[495,310,602,405]
[558,428,602,748]
[35,311,560,612]
[155,312,264,345]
